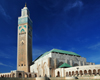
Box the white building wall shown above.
[55,65,100,77]
[30,53,52,77]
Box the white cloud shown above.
[0,62,13,67]
[72,1,83,8]
[88,42,100,50]
[0,50,12,59]
[64,0,83,11]
[0,5,11,20]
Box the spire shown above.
[25,2,27,7]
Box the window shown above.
[21,64,23,66]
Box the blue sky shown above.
[0,0,100,73]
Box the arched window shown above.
[80,70,83,76]
[35,74,37,77]
[72,71,74,75]
[93,69,96,75]
[76,71,78,75]
[69,72,71,76]
[88,70,91,75]
[66,72,68,76]
[98,69,100,75]
[29,74,31,77]
[84,70,87,75]
[57,71,60,77]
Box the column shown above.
[65,59,68,64]
[70,60,72,66]
[79,61,81,66]
[83,61,85,66]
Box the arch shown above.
[88,70,92,75]
[2,75,5,77]
[84,70,87,75]
[5,75,6,77]
[12,73,15,77]
[98,69,100,75]
[69,72,71,76]
[72,71,74,76]
[29,74,31,77]
[57,71,60,77]
[10,74,11,77]
[93,69,96,75]
[0,75,1,77]
[35,74,37,77]
[25,73,28,78]
[73,63,79,66]
[1,75,4,78]
[66,72,68,76]
[19,73,22,78]
[80,70,83,76]
[8,74,9,77]
[76,71,78,75]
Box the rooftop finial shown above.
[25,2,27,7]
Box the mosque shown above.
[0,4,100,78]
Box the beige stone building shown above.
[0,4,100,78]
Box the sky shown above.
[0,0,100,73]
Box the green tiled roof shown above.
[32,49,80,63]
[59,63,72,68]
[51,49,80,56]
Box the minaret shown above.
[17,3,32,72]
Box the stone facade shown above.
[17,5,32,72]
[30,50,94,77]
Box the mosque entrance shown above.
[19,73,22,78]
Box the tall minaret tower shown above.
[17,3,32,72]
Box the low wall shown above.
[0,77,46,80]
[1,76,100,80]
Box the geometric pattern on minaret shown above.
[17,4,32,72]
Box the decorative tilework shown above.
[18,17,28,25]
[18,17,32,27]
[24,25,26,28]
[19,26,22,30]
[20,29,25,32]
